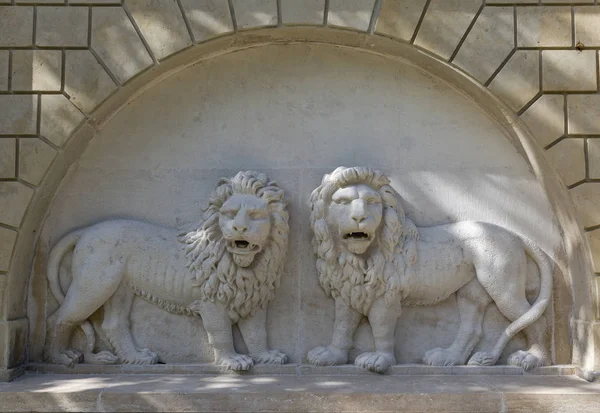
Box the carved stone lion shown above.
[307,166,552,373]
[45,171,289,371]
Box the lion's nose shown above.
[351,200,367,223]
[352,215,366,224]
[233,211,249,233]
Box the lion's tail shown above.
[47,229,96,353]
[491,239,553,358]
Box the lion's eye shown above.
[335,198,350,205]
[366,198,380,205]
[249,211,266,219]
[221,210,236,219]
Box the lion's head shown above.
[310,167,418,315]
[179,171,289,321]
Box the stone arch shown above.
[0,0,598,377]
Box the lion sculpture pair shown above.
[46,168,552,373]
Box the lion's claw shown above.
[508,350,547,371]
[216,354,254,371]
[468,351,497,366]
[253,349,288,365]
[355,351,395,374]
[423,347,466,366]
[307,345,347,366]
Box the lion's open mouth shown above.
[343,232,370,240]
[228,240,261,253]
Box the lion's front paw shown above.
[468,351,497,366]
[48,348,83,367]
[423,347,466,367]
[355,351,395,374]
[307,346,348,366]
[123,349,158,365]
[253,349,288,365]
[508,350,548,371]
[85,350,119,365]
[216,353,254,371]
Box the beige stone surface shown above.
[70,0,121,3]
[454,7,514,84]
[180,0,234,41]
[232,0,277,29]
[545,139,585,186]
[0,6,33,47]
[519,95,564,148]
[328,0,375,31]
[0,51,7,90]
[281,0,324,25]
[40,94,85,147]
[489,51,539,112]
[0,182,34,227]
[576,7,600,47]
[487,0,536,3]
[0,139,16,179]
[0,319,28,370]
[414,0,482,60]
[571,183,600,228]
[18,138,57,186]
[11,50,62,92]
[376,0,427,41]
[568,94,600,135]
[0,227,17,272]
[543,50,597,92]
[588,138,600,179]
[64,50,117,113]
[0,95,37,135]
[517,6,572,47]
[125,0,193,60]
[587,229,600,272]
[91,7,153,84]
[36,6,88,46]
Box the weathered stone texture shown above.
[11,50,62,92]
[414,0,482,60]
[520,95,564,148]
[40,94,85,147]
[18,138,57,186]
[542,50,597,92]
[517,6,572,47]
[36,6,88,46]
[281,0,324,25]
[588,230,600,272]
[571,183,600,228]
[575,7,600,47]
[545,139,585,186]
[0,95,38,135]
[489,51,539,112]
[64,50,117,113]
[376,0,427,41]
[0,51,7,91]
[0,319,28,369]
[0,139,16,179]
[0,227,17,272]
[0,6,33,47]
[125,0,193,60]
[328,0,375,31]
[0,182,34,227]
[231,0,278,29]
[180,0,234,40]
[453,6,514,83]
[91,7,153,84]
[568,95,600,135]
[588,139,600,180]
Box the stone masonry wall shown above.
[0,0,599,372]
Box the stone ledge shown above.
[0,373,599,412]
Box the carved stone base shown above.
[1,371,598,412]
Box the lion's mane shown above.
[179,171,289,322]
[310,167,418,315]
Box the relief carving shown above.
[307,166,553,373]
[44,171,289,371]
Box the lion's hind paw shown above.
[45,348,83,368]
[355,351,395,374]
[508,350,547,371]
[307,346,347,366]
[85,350,119,365]
[253,349,288,365]
[423,347,465,366]
[217,354,254,371]
[468,351,497,366]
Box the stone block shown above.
[70,0,121,3]
[0,139,16,179]
[0,319,28,369]
[489,51,539,112]
[0,51,7,90]
[0,182,34,227]
[40,94,85,147]
[517,6,571,47]
[0,227,16,272]
[0,6,33,47]
[64,50,117,113]
[180,0,234,41]
[91,7,153,84]
[18,0,67,3]
[542,50,597,92]
[568,94,600,135]
[571,182,600,228]
[545,138,585,186]
[125,0,193,60]
[231,0,277,29]
[586,229,600,273]
[281,0,324,25]
[36,6,88,46]
[376,0,428,42]
[0,95,38,135]
[414,0,481,60]
[454,6,514,84]
[487,0,536,3]
[327,0,375,31]
[588,138,600,179]
[575,7,600,47]
[11,50,62,92]
[18,138,57,186]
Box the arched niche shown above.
[11,30,595,372]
